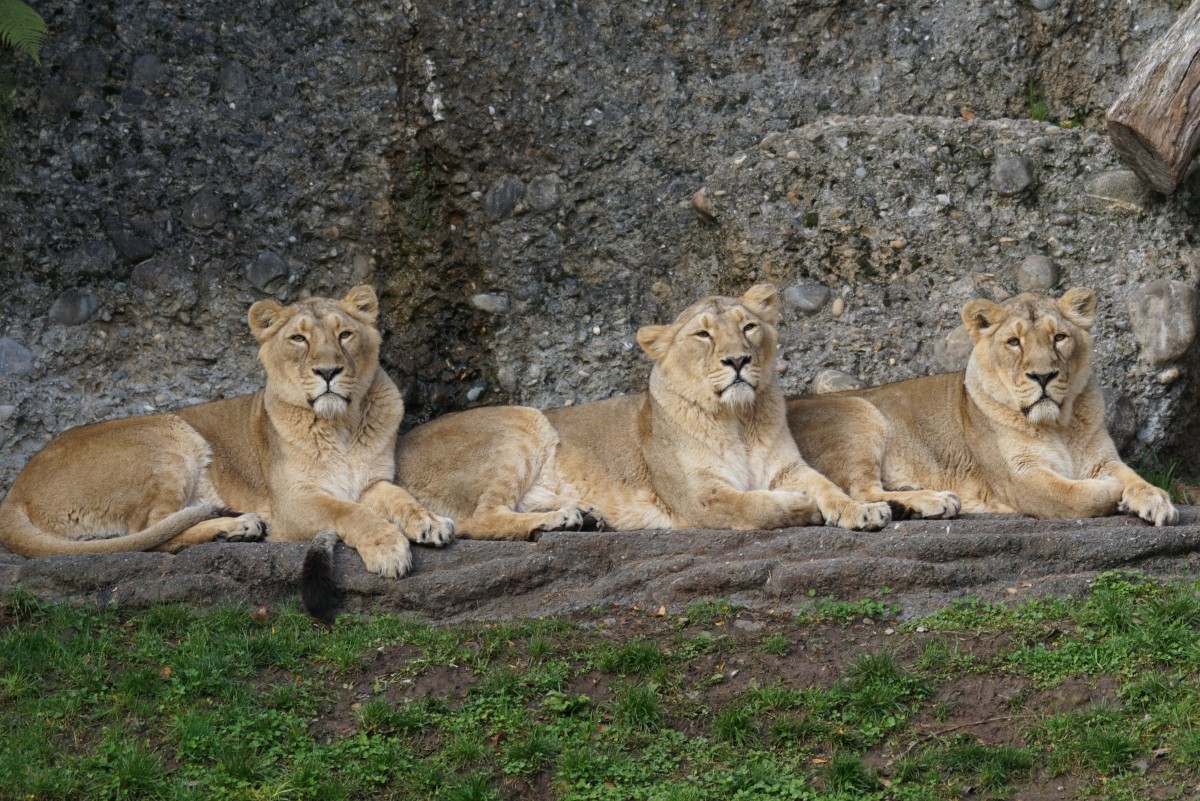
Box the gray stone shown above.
[0,338,33,376]
[62,46,110,84]
[183,188,222,230]
[108,229,156,264]
[1128,279,1197,366]
[62,240,116,277]
[1102,387,1138,454]
[466,382,487,402]
[1016,255,1058,293]
[931,326,974,374]
[131,258,193,294]
[48,290,100,326]
[992,156,1035,196]
[130,54,165,86]
[218,61,250,96]
[525,175,562,212]
[471,293,511,314]
[247,251,291,290]
[813,368,864,394]
[783,283,831,315]
[1031,0,1058,9]
[37,80,79,119]
[484,177,524,219]
[1086,170,1155,213]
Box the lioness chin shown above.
[0,286,454,581]
[395,284,891,539]
[786,287,1177,526]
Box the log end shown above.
[1106,116,1182,195]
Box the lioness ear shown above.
[961,298,1006,342]
[248,299,286,342]
[341,285,379,324]
[637,324,671,362]
[740,284,780,325]
[1058,287,1097,330]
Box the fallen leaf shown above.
[961,108,976,120]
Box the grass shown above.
[4,573,1200,799]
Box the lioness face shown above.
[248,286,383,419]
[637,284,780,413]
[963,287,1096,425]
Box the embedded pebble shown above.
[830,298,845,317]
[470,293,511,314]
[783,283,830,315]
[1017,255,1058,293]
[992,156,1035,196]
[813,368,864,394]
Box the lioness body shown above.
[397,285,891,539]
[0,286,454,574]
[787,288,1176,525]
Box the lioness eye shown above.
[1006,337,1020,347]
[695,330,711,339]
[1054,333,1068,343]
[290,334,306,343]
[743,323,757,334]
[339,331,353,341]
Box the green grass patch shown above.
[5,576,1200,798]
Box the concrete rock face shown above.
[4,0,1200,500]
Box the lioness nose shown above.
[1026,370,1059,387]
[313,367,344,383]
[722,355,751,372]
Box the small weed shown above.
[612,683,661,729]
[713,705,758,745]
[595,637,665,675]
[825,751,876,792]
[1028,77,1049,121]
[445,771,501,801]
[808,596,899,623]
[762,633,790,656]
[526,634,553,662]
[937,739,1035,790]
[681,598,739,626]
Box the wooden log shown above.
[1106,0,1200,195]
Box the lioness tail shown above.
[300,529,341,624]
[0,502,224,557]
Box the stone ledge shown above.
[4,508,1199,621]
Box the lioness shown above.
[0,286,454,576]
[394,284,891,538]
[786,287,1177,525]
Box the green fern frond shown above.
[0,0,47,64]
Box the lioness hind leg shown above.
[868,488,961,520]
[155,513,268,552]
[456,503,605,541]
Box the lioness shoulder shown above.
[786,287,1177,526]
[0,286,455,578]
[396,284,891,539]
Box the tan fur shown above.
[397,285,891,540]
[0,286,454,574]
[787,288,1178,526]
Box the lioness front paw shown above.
[401,510,456,547]
[826,500,891,532]
[1119,483,1178,526]
[216,513,267,542]
[355,536,413,579]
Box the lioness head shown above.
[248,286,383,419]
[637,284,780,414]
[962,287,1096,426]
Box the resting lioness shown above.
[0,286,454,576]
[786,287,1177,526]
[393,284,891,539]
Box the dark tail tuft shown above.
[300,529,341,624]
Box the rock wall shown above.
[2,0,1199,493]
